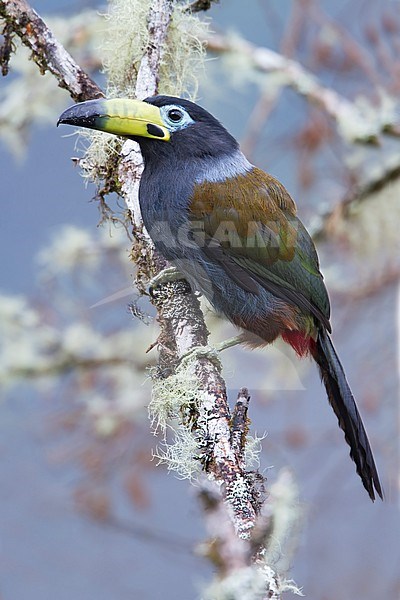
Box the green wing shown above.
[189,169,331,331]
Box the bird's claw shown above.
[148,267,184,292]
[178,344,222,369]
[178,336,242,369]
[214,335,243,352]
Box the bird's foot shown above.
[148,267,185,292]
[178,344,221,369]
[178,336,243,369]
[214,335,243,352]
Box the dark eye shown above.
[161,105,193,130]
[167,108,183,122]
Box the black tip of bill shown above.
[57,99,104,129]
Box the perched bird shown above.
[58,96,382,501]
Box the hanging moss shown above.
[79,0,209,185]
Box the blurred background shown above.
[0,0,399,598]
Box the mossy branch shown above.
[0,0,294,595]
[108,0,265,539]
[204,31,399,145]
[0,0,103,101]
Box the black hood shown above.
[136,95,239,164]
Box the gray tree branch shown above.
[204,31,399,144]
[0,2,300,596]
[0,0,103,101]
[0,0,266,543]
[115,0,262,539]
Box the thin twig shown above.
[0,0,103,101]
[312,161,400,240]
[184,0,219,13]
[198,480,250,575]
[203,31,397,144]
[2,354,141,381]
[230,387,250,470]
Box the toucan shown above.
[58,96,383,501]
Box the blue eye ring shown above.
[160,104,194,131]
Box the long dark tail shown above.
[311,328,383,501]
